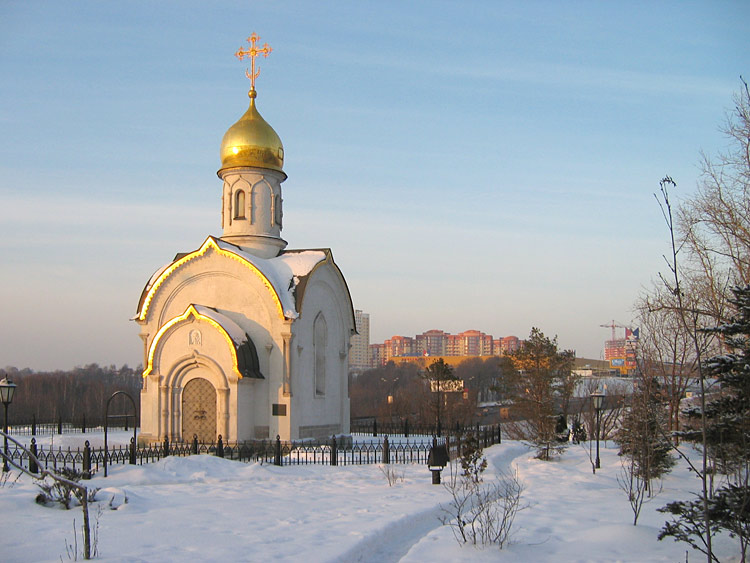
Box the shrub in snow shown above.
[0,470,20,489]
[378,465,404,486]
[555,414,570,443]
[571,417,587,443]
[440,464,524,549]
[441,434,524,548]
[35,467,99,510]
[459,432,487,485]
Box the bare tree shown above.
[638,80,750,563]
[618,455,649,526]
[634,291,702,438]
[576,379,628,444]
[679,78,750,297]
[653,177,716,562]
[421,358,461,433]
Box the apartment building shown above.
[348,310,371,373]
[369,328,522,367]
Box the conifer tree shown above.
[616,376,675,496]
[509,328,575,460]
[422,358,459,435]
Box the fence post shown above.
[192,434,198,455]
[403,418,409,438]
[217,435,224,458]
[274,435,282,466]
[497,424,502,444]
[129,437,137,465]
[163,436,169,458]
[383,435,390,464]
[82,440,91,479]
[484,427,488,448]
[373,419,377,437]
[331,435,338,466]
[58,416,63,435]
[29,437,38,474]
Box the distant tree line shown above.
[1,364,141,426]
[350,356,513,428]
[350,347,580,433]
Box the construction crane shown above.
[599,320,630,342]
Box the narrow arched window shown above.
[274,194,283,227]
[234,190,245,219]
[250,185,257,224]
[314,313,327,396]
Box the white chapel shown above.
[134,35,355,444]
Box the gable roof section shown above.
[135,236,326,323]
[143,304,263,379]
[292,248,357,334]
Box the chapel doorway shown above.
[182,377,217,443]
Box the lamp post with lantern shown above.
[0,377,17,472]
[591,390,605,470]
[381,376,399,423]
[427,435,450,484]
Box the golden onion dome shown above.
[219,90,284,174]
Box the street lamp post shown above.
[0,377,17,472]
[591,390,605,470]
[436,378,442,437]
[381,376,399,422]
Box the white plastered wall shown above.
[290,263,353,439]
[138,248,288,443]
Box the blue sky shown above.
[1,1,747,370]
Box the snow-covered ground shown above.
[0,432,740,562]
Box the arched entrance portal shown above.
[182,377,217,443]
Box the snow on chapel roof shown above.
[214,238,326,318]
[191,304,248,345]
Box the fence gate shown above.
[104,391,138,477]
[182,378,217,443]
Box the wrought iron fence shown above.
[3,424,503,477]
[349,418,500,439]
[9,416,136,437]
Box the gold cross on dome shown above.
[235,33,272,92]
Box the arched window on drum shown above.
[234,189,246,219]
[314,313,327,396]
